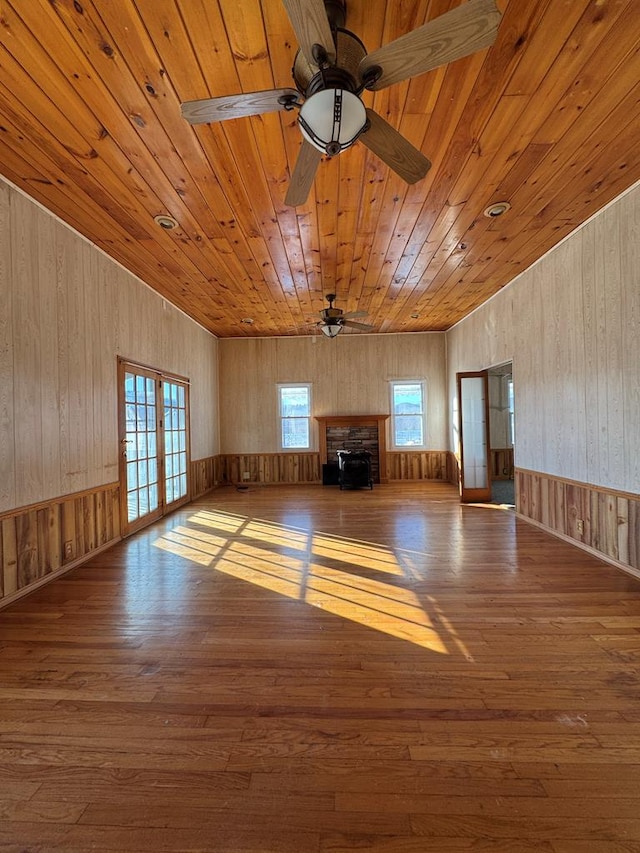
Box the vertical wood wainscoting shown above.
[388,451,455,482]
[517,468,640,576]
[220,453,321,486]
[190,455,224,498]
[0,484,120,607]
[215,453,460,486]
[491,447,514,480]
[0,459,223,607]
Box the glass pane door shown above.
[122,367,162,533]
[163,379,188,508]
[119,360,190,536]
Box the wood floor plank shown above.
[0,799,86,823]
[1,482,640,851]
[0,823,321,852]
[321,837,554,852]
[77,800,411,836]
[409,813,640,840]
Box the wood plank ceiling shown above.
[0,0,639,338]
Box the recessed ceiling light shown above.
[154,214,179,230]
[410,313,420,319]
[241,318,255,325]
[483,201,511,218]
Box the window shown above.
[278,384,311,449]
[390,380,427,448]
[506,375,515,446]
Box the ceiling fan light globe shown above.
[320,322,342,338]
[299,89,367,156]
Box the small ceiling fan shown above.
[310,293,373,337]
[181,0,502,206]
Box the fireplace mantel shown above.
[315,414,389,484]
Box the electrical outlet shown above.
[64,541,73,559]
[576,519,584,534]
[242,471,250,481]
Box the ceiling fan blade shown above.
[281,0,336,66]
[181,88,300,124]
[341,319,374,331]
[360,0,501,91]
[285,140,323,206]
[360,109,431,184]
[342,310,368,319]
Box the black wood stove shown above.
[336,450,373,490]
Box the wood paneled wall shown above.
[447,182,639,575]
[491,448,514,481]
[190,455,223,498]
[1,177,219,516]
[0,456,226,606]
[218,333,447,455]
[488,371,512,448]
[388,451,453,482]
[446,181,640,497]
[517,469,640,576]
[215,451,458,486]
[0,483,119,606]
[219,453,321,486]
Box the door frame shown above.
[117,358,191,537]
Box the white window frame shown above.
[506,374,515,447]
[277,383,312,450]
[389,380,427,449]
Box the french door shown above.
[456,370,491,503]
[118,359,190,536]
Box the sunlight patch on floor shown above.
[173,525,228,549]
[242,519,309,551]
[312,533,402,575]
[229,539,310,573]
[154,533,218,566]
[305,568,446,652]
[215,555,304,600]
[189,509,245,532]
[153,510,451,653]
[305,586,448,652]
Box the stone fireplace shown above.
[315,415,389,484]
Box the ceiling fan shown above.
[310,293,373,337]
[181,0,502,206]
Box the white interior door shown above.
[457,370,491,503]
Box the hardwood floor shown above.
[1,482,640,852]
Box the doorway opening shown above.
[488,362,515,507]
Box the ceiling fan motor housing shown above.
[321,292,343,321]
[321,306,343,321]
[292,28,367,94]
